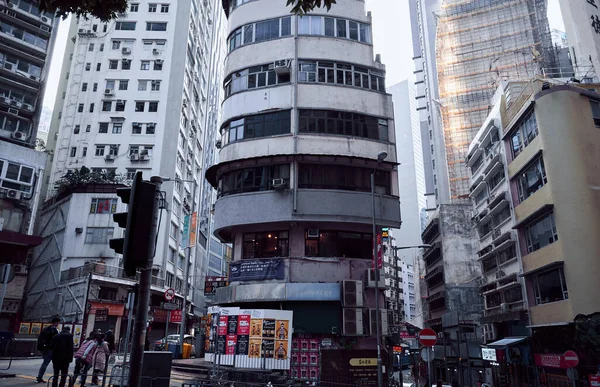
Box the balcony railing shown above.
[60,262,165,288]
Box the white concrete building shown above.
[465,87,527,343]
[36,0,227,331]
[205,0,401,375]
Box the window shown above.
[89,103,95,112]
[132,122,142,134]
[106,80,116,90]
[109,60,118,70]
[151,80,161,91]
[297,60,385,92]
[510,110,538,158]
[138,80,148,91]
[148,3,157,12]
[96,63,101,71]
[141,61,150,70]
[488,169,504,190]
[533,267,568,305]
[85,63,91,71]
[299,164,391,194]
[115,21,136,30]
[298,16,371,43]
[74,125,80,134]
[85,227,114,244]
[126,169,137,180]
[112,40,121,49]
[99,123,109,133]
[242,231,289,258]
[135,101,145,112]
[82,83,88,92]
[112,123,122,133]
[305,231,372,259]
[99,43,104,51]
[121,59,131,70]
[146,22,167,31]
[221,110,291,145]
[95,146,105,156]
[299,110,389,141]
[227,17,292,52]
[88,43,95,51]
[78,104,84,112]
[130,3,139,11]
[517,156,547,202]
[98,287,117,301]
[590,99,600,126]
[93,83,98,92]
[336,18,347,38]
[90,198,118,214]
[92,24,98,32]
[146,123,156,134]
[86,125,91,132]
[525,212,558,253]
[102,101,112,112]
[82,147,87,156]
[70,147,77,157]
[103,24,107,32]
[115,100,126,111]
[148,102,158,112]
[119,80,129,90]
[218,164,290,197]
[153,60,163,70]
[161,4,169,12]
[224,63,291,97]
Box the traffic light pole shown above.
[179,180,196,358]
[128,177,162,387]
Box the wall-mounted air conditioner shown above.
[342,280,364,307]
[366,269,386,288]
[342,308,364,336]
[368,308,389,336]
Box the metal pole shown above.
[179,181,196,358]
[400,348,404,386]
[428,347,433,387]
[0,265,11,311]
[372,171,382,387]
[129,177,162,387]
[119,292,135,387]
[166,311,170,341]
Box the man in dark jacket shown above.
[51,326,74,387]
[36,317,60,383]
[104,328,115,353]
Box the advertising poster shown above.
[73,324,83,348]
[229,259,285,281]
[227,315,238,335]
[310,353,318,365]
[292,339,299,352]
[262,339,275,358]
[300,339,309,351]
[300,353,308,365]
[262,319,275,338]
[249,339,262,358]
[237,314,250,335]
[19,323,30,334]
[217,336,226,354]
[310,339,318,351]
[275,340,288,360]
[218,316,228,336]
[291,353,299,365]
[300,367,308,380]
[189,212,197,247]
[291,368,299,379]
[30,323,42,335]
[250,319,263,337]
[237,334,249,355]
[275,320,289,340]
[226,335,237,355]
[309,367,319,381]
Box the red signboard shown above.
[563,350,579,368]
[400,332,416,339]
[204,276,229,296]
[534,354,574,369]
[589,375,600,387]
[418,328,437,347]
[238,314,250,335]
[218,316,228,336]
[170,310,182,324]
[372,233,383,269]
[89,302,125,316]
[226,334,237,355]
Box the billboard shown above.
[205,307,293,370]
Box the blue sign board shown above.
[286,283,340,301]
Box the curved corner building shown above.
[206,0,401,376]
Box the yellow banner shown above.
[349,358,378,367]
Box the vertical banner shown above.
[73,324,83,348]
[181,215,190,249]
[189,212,197,247]
[372,233,383,269]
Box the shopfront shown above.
[485,337,535,387]
[86,301,125,340]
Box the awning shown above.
[486,337,528,347]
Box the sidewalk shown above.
[172,358,207,366]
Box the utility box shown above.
[141,351,172,387]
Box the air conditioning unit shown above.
[23,103,33,111]
[4,63,14,72]
[121,47,131,55]
[11,130,25,140]
[13,265,27,275]
[500,303,509,313]
[29,74,39,81]
[139,154,149,161]
[153,48,161,55]
[6,189,18,199]
[493,228,501,239]
[155,59,163,64]
[483,323,497,342]
[116,99,124,104]
[105,154,115,161]
[342,280,364,307]
[41,16,51,24]
[130,153,139,161]
[87,30,92,34]
[273,59,290,74]
[39,25,50,32]
[368,309,389,336]
[272,178,286,190]
[215,139,222,149]
[366,269,386,288]
[104,89,114,96]
[342,308,364,336]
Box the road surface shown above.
[0,358,200,386]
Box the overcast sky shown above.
[42,0,567,109]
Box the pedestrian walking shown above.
[50,326,74,387]
[36,317,60,383]
[104,328,115,353]
[70,334,97,387]
[90,334,110,386]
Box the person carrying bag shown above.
[70,334,97,387]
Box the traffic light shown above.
[109,172,158,277]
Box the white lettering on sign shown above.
[540,355,562,368]
[482,348,497,361]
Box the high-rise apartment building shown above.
[206,0,401,379]
[0,0,58,330]
[30,0,226,335]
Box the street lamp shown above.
[161,176,197,357]
[371,150,387,387]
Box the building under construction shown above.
[435,0,556,201]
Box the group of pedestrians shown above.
[36,317,116,387]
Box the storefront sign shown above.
[189,212,197,247]
[482,348,497,361]
[181,215,190,249]
[229,259,285,281]
[204,276,228,296]
[89,302,125,316]
[589,374,600,387]
[95,308,108,322]
[286,283,340,301]
[170,310,182,323]
[534,354,571,369]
